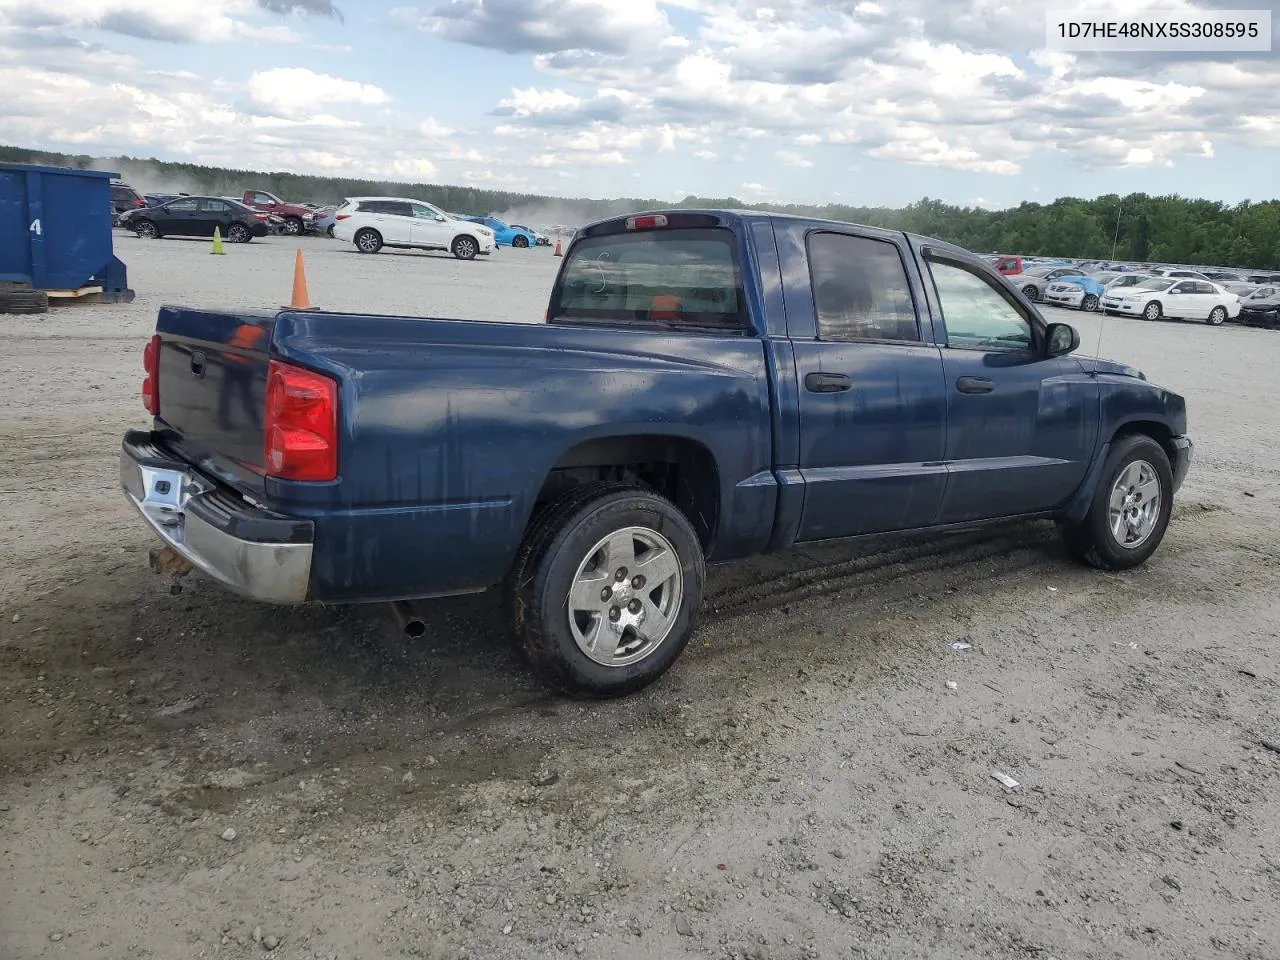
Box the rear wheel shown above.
[452,235,478,260]
[1142,301,1162,321]
[354,228,383,254]
[134,220,159,240]
[1207,305,1227,325]
[227,223,251,243]
[1061,434,1173,571]
[1022,284,1040,301]
[508,484,705,697]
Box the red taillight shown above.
[264,360,338,482]
[335,213,351,221]
[133,198,145,207]
[142,334,160,415]
[626,214,667,231]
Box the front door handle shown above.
[956,376,994,394]
[805,372,852,393]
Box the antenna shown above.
[1092,199,1122,379]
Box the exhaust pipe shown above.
[389,600,427,639]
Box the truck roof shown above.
[577,208,978,263]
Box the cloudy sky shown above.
[0,0,1277,207]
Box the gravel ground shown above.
[1,231,1278,960]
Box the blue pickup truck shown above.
[120,210,1192,696]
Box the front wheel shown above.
[1207,305,1227,325]
[508,484,705,697]
[1142,301,1162,321]
[1081,293,1099,312]
[513,235,530,248]
[1061,434,1173,571]
[354,228,382,254]
[281,217,303,236]
[452,236,478,260]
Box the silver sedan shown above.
[1010,266,1086,302]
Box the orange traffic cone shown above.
[553,240,562,257]
[289,249,311,310]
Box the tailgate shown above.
[152,307,275,498]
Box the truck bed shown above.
[149,306,779,602]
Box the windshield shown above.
[1022,267,1052,277]
[1133,278,1174,292]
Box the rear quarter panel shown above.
[267,312,776,603]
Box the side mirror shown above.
[1044,322,1080,359]
[435,214,446,221]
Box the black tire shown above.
[281,216,303,236]
[1142,300,1162,321]
[1206,305,1226,326]
[508,483,706,698]
[513,234,530,248]
[327,225,335,238]
[1022,284,1040,302]
[227,223,251,244]
[354,228,383,254]
[1061,434,1174,571]
[1081,293,1099,312]
[0,288,49,314]
[134,220,159,240]
[452,235,479,260]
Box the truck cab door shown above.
[787,227,949,541]
[918,252,1098,523]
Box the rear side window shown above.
[551,228,746,331]
[808,232,920,342]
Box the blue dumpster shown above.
[0,162,134,302]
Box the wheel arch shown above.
[525,433,721,554]
[1062,419,1179,524]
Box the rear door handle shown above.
[956,376,994,394]
[805,372,852,393]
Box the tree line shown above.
[4,144,1277,269]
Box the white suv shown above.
[333,197,495,260]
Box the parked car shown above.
[310,205,337,237]
[118,208,1193,697]
[239,189,317,236]
[1103,273,1155,293]
[1246,273,1280,284]
[1011,266,1088,302]
[1149,267,1212,281]
[1099,277,1240,324]
[1203,271,1244,282]
[510,223,550,246]
[1044,273,1108,311]
[119,196,271,243]
[333,197,495,259]
[1237,285,1280,328]
[110,180,147,226]
[461,215,537,248]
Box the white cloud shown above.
[776,150,813,169]
[248,67,390,116]
[693,149,717,160]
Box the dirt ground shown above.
[2,231,1278,960]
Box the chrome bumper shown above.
[119,431,314,604]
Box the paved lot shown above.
[1,230,1278,960]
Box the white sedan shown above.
[1099,277,1241,325]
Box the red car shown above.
[240,189,317,236]
[993,255,1027,275]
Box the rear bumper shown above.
[1170,435,1193,493]
[120,430,314,604]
